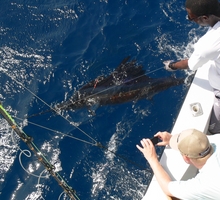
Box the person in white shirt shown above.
[136,129,220,200]
[164,0,220,134]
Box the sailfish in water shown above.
[54,56,185,113]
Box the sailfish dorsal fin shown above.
[79,56,150,91]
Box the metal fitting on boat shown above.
[190,102,203,117]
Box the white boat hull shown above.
[143,66,214,199]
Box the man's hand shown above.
[154,131,172,146]
[136,136,173,196]
[163,60,177,71]
[136,139,158,163]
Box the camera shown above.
[150,136,159,146]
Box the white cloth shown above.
[168,134,220,200]
[188,21,220,90]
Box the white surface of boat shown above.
[143,65,214,200]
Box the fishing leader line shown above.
[13,115,151,171]
[26,65,165,118]
[0,63,164,142]
[0,68,97,145]
[0,104,79,200]
[13,115,97,146]
[59,66,165,111]
[0,64,164,170]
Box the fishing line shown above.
[27,65,165,118]
[13,115,97,146]
[0,63,164,171]
[14,115,150,170]
[10,125,49,178]
[18,149,48,178]
[52,66,165,112]
[77,66,165,101]
[37,169,49,186]
[36,169,48,200]
[58,192,69,200]
[0,69,97,145]
[0,63,164,146]
[0,104,79,200]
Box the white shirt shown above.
[188,21,220,90]
[168,134,220,200]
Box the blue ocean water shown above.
[0,0,205,200]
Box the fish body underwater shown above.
[55,57,185,112]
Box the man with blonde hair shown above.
[137,129,220,199]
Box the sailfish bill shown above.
[54,56,185,112]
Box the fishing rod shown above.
[0,102,80,200]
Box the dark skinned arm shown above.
[170,59,189,70]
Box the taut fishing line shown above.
[0,63,163,199]
[27,65,165,119]
[0,103,79,200]
[0,63,164,146]
[0,65,164,165]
